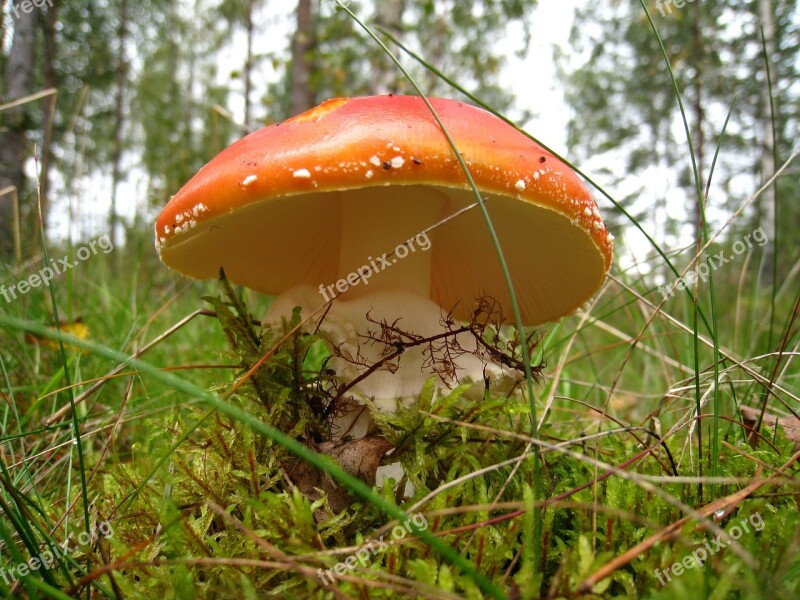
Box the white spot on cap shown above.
[175,213,184,223]
[584,207,593,218]
[163,225,169,234]
[593,220,603,230]
[393,145,401,152]
[533,171,541,181]
[607,232,615,241]
[370,155,381,167]
[515,179,526,192]
[293,168,311,179]
[366,170,374,179]
[241,174,257,187]
[390,156,405,169]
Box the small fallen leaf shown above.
[741,405,800,447]
[284,436,394,519]
[318,437,394,486]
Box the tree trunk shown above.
[0,0,37,261]
[39,2,57,222]
[110,0,129,248]
[289,0,315,114]
[370,0,406,93]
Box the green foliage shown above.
[58,281,791,598]
[0,242,798,597]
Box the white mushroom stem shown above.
[264,283,513,494]
[264,285,518,426]
[264,285,520,438]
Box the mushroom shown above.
[154,94,612,445]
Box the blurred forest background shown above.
[0,2,799,596]
[0,0,798,293]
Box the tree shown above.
[290,0,316,114]
[0,0,38,261]
[109,0,129,249]
[40,0,119,242]
[560,1,799,277]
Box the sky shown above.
[499,0,580,157]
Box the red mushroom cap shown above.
[155,95,612,325]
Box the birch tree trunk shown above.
[0,0,36,260]
[370,0,406,93]
[110,0,129,248]
[290,0,315,114]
